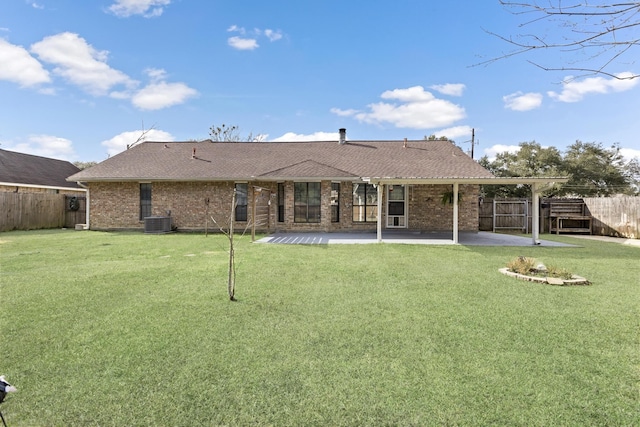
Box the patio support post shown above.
[532,182,540,245]
[453,182,459,244]
[377,183,383,243]
[84,188,90,229]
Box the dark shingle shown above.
[0,149,81,188]
[68,139,494,182]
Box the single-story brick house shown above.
[67,130,563,243]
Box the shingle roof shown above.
[68,139,494,182]
[0,148,82,189]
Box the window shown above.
[331,182,340,223]
[140,183,152,220]
[294,182,321,223]
[277,183,285,222]
[235,183,248,222]
[352,183,378,222]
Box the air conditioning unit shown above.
[144,216,172,234]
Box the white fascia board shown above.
[0,181,87,192]
[366,177,569,185]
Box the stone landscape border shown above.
[499,268,590,286]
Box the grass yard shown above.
[0,230,638,426]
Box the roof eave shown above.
[366,177,569,185]
[0,181,87,192]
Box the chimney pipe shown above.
[338,128,346,145]
[192,147,196,159]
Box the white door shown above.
[387,185,407,228]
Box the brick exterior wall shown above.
[87,181,480,232]
[408,184,480,232]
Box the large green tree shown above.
[479,142,564,198]
[563,141,638,196]
[479,141,639,197]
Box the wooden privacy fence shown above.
[480,197,640,238]
[583,197,639,238]
[1,193,64,231]
[0,193,86,232]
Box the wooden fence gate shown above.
[479,198,533,232]
[64,195,86,228]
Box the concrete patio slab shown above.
[256,231,576,247]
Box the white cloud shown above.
[0,38,51,87]
[270,131,340,142]
[228,36,259,51]
[130,68,198,110]
[264,29,283,42]
[620,148,640,161]
[131,81,198,110]
[430,83,465,97]
[227,25,245,34]
[108,0,171,18]
[483,144,521,160]
[27,35,196,110]
[5,134,76,161]
[227,25,283,50]
[334,85,465,129]
[101,129,175,157]
[548,72,639,102]
[30,2,44,9]
[30,32,137,96]
[330,108,359,117]
[434,125,473,141]
[145,67,168,82]
[503,91,543,111]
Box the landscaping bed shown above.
[500,256,590,285]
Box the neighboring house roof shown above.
[0,148,82,189]
[68,139,495,183]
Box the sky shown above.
[1,0,639,163]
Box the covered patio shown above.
[360,177,568,245]
[256,231,576,246]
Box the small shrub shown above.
[506,257,576,280]
[506,256,536,275]
[546,265,573,280]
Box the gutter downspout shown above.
[76,182,89,230]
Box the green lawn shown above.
[0,230,638,426]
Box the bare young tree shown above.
[209,124,242,142]
[482,1,640,79]
[209,123,266,142]
[127,122,157,149]
[208,189,253,301]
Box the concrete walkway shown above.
[256,231,576,247]
[564,234,640,247]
